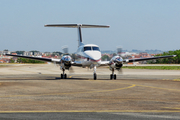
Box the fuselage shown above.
[75,44,101,67]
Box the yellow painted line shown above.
[136,84,180,92]
[87,84,135,93]
[69,75,180,92]
[0,110,180,113]
[173,79,180,81]
[0,84,135,98]
[69,76,72,78]
[96,80,180,92]
[97,79,180,92]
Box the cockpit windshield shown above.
[92,47,100,51]
[84,46,100,51]
[84,47,91,51]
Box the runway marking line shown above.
[0,84,136,98]
[173,79,180,81]
[1,75,180,113]
[69,75,180,92]
[136,84,180,92]
[0,110,180,113]
[93,80,180,92]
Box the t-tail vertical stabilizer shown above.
[44,24,110,47]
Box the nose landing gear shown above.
[61,69,67,79]
[94,73,97,80]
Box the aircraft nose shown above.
[62,56,72,62]
[65,57,71,61]
[85,51,101,61]
[115,57,123,62]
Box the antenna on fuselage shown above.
[44,24,110,47]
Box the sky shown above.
[1,0,180,53]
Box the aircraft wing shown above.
[6,54,61,63]
[123,55,176,63]
[71,61,83,67]
[100,61,111,66]
[100,55,176,66]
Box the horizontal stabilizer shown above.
[44,24,110,28]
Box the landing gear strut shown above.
[61,69,67,79]
[110,68,116,80]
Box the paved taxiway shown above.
[0,64,180,119]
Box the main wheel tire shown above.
[110,74,113,80]
[65,74,67,79]
[61,74,63,79]
[94,73,97,80]
[114,74,116,80]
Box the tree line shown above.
[16,58,45,63]
[148,50,180,64]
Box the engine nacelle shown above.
[109,56,123,71]
[61,55,72,70]
[115,63,123,70]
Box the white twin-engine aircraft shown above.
[6,24,176,80]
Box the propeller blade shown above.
[69,67,74,73]
[117,68,123,75]
[53,62,58,67]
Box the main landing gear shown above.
[61,69,67,79]
[110,68,116,80]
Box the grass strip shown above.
[122,66,180,70]
[0,65,9,67]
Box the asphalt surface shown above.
[0,64,180,120]
[1,112,180,120]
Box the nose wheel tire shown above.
[94,73,97,80]
[114,74,116,80]
[61,74,63,79]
